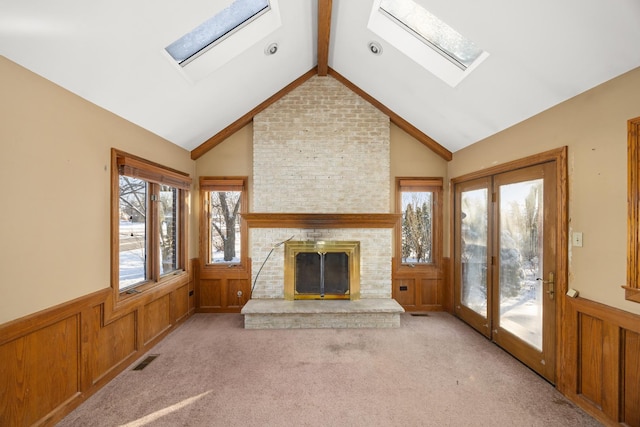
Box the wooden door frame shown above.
[450,146,568,383]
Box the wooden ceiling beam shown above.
[327,68,453,161]
[317,0,332,76]
[191,66,453,161]
[190,67,317,160]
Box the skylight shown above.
[368,0,489,87]
[378,0,482,70]
[166,0,270,66]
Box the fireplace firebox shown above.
[284,241,360,300]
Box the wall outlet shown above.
[572,232,583,247]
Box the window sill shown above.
[204,262,244,267]
[201,262,250,275]
[400,262,436,267]
[116,270,189,304]
[622,286,640,303]
[394,262,442,278]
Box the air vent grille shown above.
[133,354,159,371]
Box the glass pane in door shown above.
[498,179,543,350]
[460,188,488,317]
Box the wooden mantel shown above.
[241,213,401,229]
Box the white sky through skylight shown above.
[379,0,482,70]
[166,0,270,66]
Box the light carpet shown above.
[57,312,601,427]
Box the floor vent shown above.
[410,313,430,317]
[133,354,159,371]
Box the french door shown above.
[454,161,558,383]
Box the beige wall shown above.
[195,123,253,179]
[390,123,448,181]
[448,66,640,315]
[0,57,196,324]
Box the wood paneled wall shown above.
[392,257,450,312]
[560,297,640,426]
[0,260,196,427]
[3,257,638,427]
[195,256,252,313]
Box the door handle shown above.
[536,272,554,299]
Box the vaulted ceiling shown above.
[2,0,639,161]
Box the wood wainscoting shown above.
[392,257,450,312]
[559,297,640,426]
[196,258,252,313]
[0,260,196,427]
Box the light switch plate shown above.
[572,232,583,247]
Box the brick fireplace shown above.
[241,75,403,328]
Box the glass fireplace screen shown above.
[295,252,349,298]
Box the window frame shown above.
[395,177,443,271]
[199,176,249,272]
[111,149,191,301]
[625,117,640,303]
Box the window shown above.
[396,178,443,266]
[200,177,248,266]
[368,0,489,86]
[166,0,270,66]
[112,149,191,294]
[379,0,483,70]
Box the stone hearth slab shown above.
[241,299,404,329]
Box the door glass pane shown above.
[498,179,543,350]
[119,176,147,290]
[460,188,488,317]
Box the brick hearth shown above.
[241,299,404,329]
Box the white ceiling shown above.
[1,0,640,155]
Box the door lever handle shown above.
[536,272,554,299]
